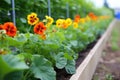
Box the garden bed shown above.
[0,13,113,80]
[69,19,115,80]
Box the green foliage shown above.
[0,0,113,32]
[55,52,67,69]
[0,0,113,80]
[30,55,56,80]
[0,15,112,79]
[4,71,23,80]
[0,54,28,80]
[105,74,113,80]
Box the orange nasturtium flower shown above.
[74,14,80,23]
[27,12,39,25]
[88,12,96,18]
[34,22,47,35]
[62,20,69,29]
[3,22,17,37]
[88,12,98,21]
[56,18,71,29]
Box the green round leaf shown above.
[65,60,76,74]
[55,52,67,69]
[30,55,56,80]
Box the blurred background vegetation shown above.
[0,0,113,32]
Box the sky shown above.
[89,0,120,9]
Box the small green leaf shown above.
[64,53,73,60]
[70,40,78,47]
[30,55,56,80]
[15,34,27,42]
[20,18,26,23]
[4,0,11,4]
[55,52,67,69]
[65,60,76,74]
[29,34,39,42]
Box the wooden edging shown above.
[70,19,116,80]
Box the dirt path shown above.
[93,20,120,80]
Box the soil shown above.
[92,42,120,80]
[93,20,120,80]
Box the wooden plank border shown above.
[70,19,116,80]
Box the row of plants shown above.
[0,12,112,80]
[0,0,113,33]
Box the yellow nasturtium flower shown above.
[85,16,91,22]
[56,19,64,28]
[56,19,70,29]
[45,23,51,28]
[45,16,54,25]
[99,16,109,20]
[66,18,72,26]
[80,18,85,24]
[62,20,69,29]
[45,16,54,28]
[73,22,78,29]
[27,12,39,25]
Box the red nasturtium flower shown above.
[34,22,46,35]
[3,22,17,37]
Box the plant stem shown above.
[22,70,31,80]
[27,25,32,33]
